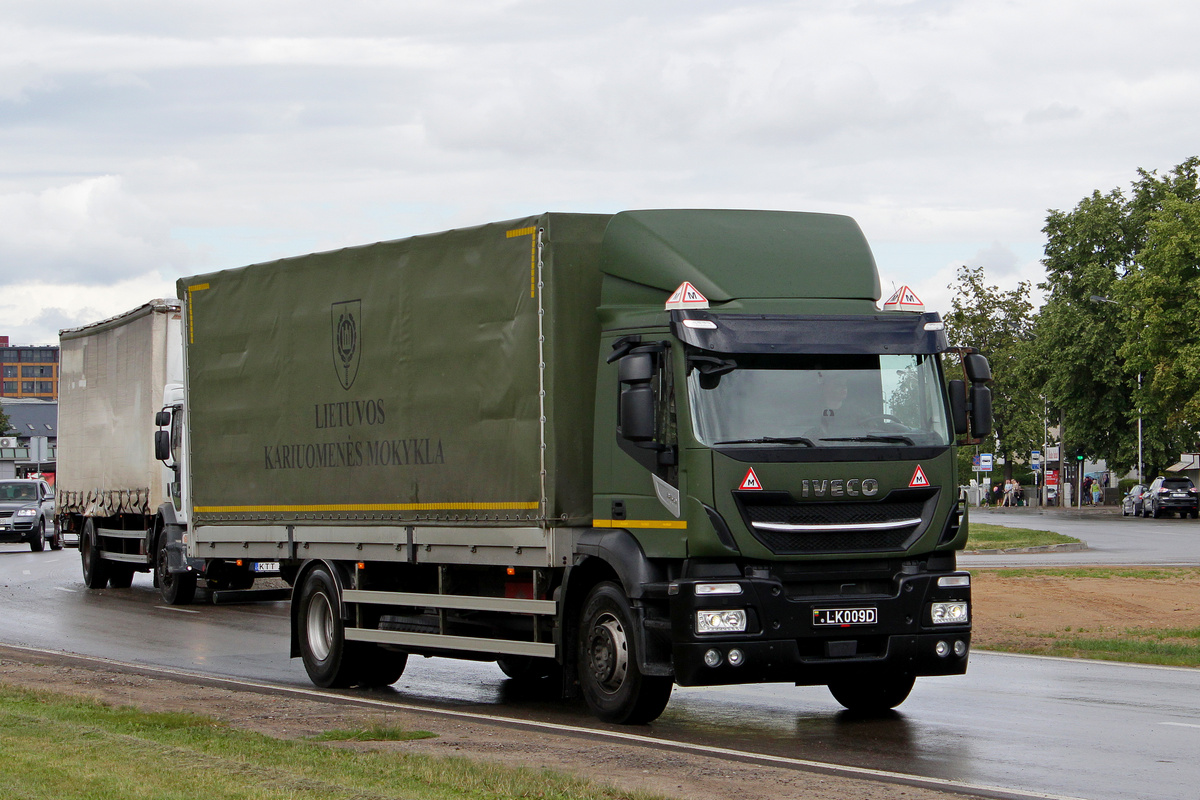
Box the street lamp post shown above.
[1089,294,1142,492]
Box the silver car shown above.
[0,479,60,551]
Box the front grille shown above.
[735,489,936,554]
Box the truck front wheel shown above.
[297,565,360,688]
[828,673,915,713]
[577,582,672,724]
[80,519,110,589]
[156,534,197,605]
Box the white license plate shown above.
[813,607,878,627]
[252,561,280,573]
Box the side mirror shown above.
[154,429,172,462]
[948,380,969,435]
[618,352,656,442]
[970,385,992,439]
[155,410,172,427]
[964,353,992,384]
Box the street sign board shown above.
[979,453,993,472]
[1047,445,1060,462]
[1031,450,1041,471]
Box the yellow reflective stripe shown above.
[194,501,540,513]
[594,519,688,530]
[506,226,538,298]
[186,283,209,344]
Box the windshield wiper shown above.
[821,435,916,446]
[715,436,816,447]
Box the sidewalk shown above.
[971,503,1122,519]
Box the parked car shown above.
[1142,476,1199,519]
[0,479,61,550]
[1122,483,1147,516]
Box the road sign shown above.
[1046,469,1059,486]
[1031,450,1041,471]
[979,453,993,472]
[1047,445,1060,462]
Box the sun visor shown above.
[672,310,951,355]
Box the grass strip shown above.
[986,631,1200,668]
[987,566,1200,580]
[0,684,667,800]
[966,522,1081,550]
[310,726,438,742]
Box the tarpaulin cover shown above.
[56,301,182,516]
[179,214,609,526]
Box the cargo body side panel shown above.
[180,215,609,556]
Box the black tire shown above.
[1153,505,1161,519]
[497,655,561,682]
[1191,510,1198,520]
[296,565,360,688]
[357,649,408,688]
[49,518,63,550]
[28,518,45,552]
[107,564,136,589]
[80,519,110,589]
[828,673,916,713]
[577,582,673,724]
[156,533,197,605]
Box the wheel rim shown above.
[586,612,629,693]
[306,591,335,663]
[157,542,174,589]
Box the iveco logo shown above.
[331,300,361,391]
[800,479,879,498]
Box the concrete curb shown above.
[964,542,1090,555]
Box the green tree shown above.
[944,265,1041,479]
[1038,157,1200,478]
[0,405,10,436]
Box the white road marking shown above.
[1161,722,1200,729]
[154,606,200,614]
[55,587,77,593]
[0,642,1090,800]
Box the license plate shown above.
[252,561,280,573]
[813,607,878,627]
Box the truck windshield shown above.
[688,352,952,448]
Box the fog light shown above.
[931,601,969,625]
[954,640,968,657]
[727,648,745,667]
[696,609,748,633]
[935,640,950,657]
[704,648,723,668]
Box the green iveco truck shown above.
[154,210,991,723]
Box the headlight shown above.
[931,601,969,625]
[15,508,37,517]
[696,609,747,634]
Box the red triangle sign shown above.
[738,468,763,491]
[909,465,930,488]
[665,281,710,310]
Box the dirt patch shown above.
[971,567,1200,653]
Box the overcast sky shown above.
[2,1,1197,344]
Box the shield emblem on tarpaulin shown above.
[331,300,361,390]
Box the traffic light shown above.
[1075,448,1085,462]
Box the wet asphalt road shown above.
[3,536,1200,800]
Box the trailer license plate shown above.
[252,562,280,573]
[813,607,878,627]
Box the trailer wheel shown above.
[577,582,672,724]
[297,565,360,688]
[107,565,136,589]
[156,534,196,605]
[80,519,110,589]
[28,519,45,552]
[828,674,915,713]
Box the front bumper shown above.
[0,519,37,542]
[668,569,971,686]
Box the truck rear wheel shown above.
[156,534,197,605]
[828,674,915,713]
[297,565,360,688]
[80,519,110,589]
[107,564,136,589]
[577,582,672,724]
